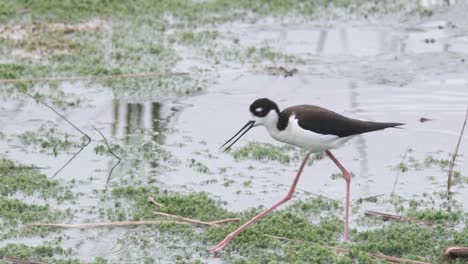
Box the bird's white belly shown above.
[267,117,355,153]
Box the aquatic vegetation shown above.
[0,244,108,264]
[0,159,75,241]
[188,158,211,174]
[231,142,298,164]
[0,0,420,23]
[0,244,67,261]
[107,186,468,263]
[0,159,74,200]
[0,0,466,263]
[111,186,236,222]
[231,142,323,164]
[18,127,81,157]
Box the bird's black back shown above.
[277,105,403,137]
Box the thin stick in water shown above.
[447,105,468,195]
[21,91,92,177]
[94,127,121,190]
[28,220,189,228]
[365,210,432,225]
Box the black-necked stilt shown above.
[210,98,403,252]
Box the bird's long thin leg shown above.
[326,150,351,241]
[209,153,311,252]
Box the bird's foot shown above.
[209,235,234,252]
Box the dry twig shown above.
[447,105,468,195]
[94,127,121,189]
[29,211,239,229]
[365,210,432,225]
[444,246,468,261]
[28,220,189,228]
[1,256,44,264]
[268,235,430,264]
[148,196,164,208]
[0,71,189,84]
[154,212,215,226]
[153,211,240,226]
[208,218,242,225]
[21,91,92,177]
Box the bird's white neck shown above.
[254,110,280,135]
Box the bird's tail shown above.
[362,122,404,133]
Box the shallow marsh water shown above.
[0,1,467,263]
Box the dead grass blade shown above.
[148,196,164,208]
[28,220,189,228]
[154,212,214,226]
[365,210,432,225]
[1,256,44,264]
[153,211,240,226]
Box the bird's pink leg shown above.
[326,150,351,241]
[209,153,311,252]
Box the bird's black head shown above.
[249,98,280,117]
[220,98,280,152]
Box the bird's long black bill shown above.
[220,120,255,151]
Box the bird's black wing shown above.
[278,105,403,137]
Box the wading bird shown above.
[209,98,403,252]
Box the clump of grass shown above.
[406,208,463,224]
[176,30,219,46]
[0,159,75,239]
[352,222,468,263]
[231,142,323,165]
[0,244,67,261]
[18,127,81,157]
[189,158,211,174]
[0,197,63,225]
[0,244,109,264]
[0,196,71,240]
[231,142,296,164]
[0,159,74,200]
[0,63,51,85]
[111,186,236,222]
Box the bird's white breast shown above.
[266,115,355,153]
